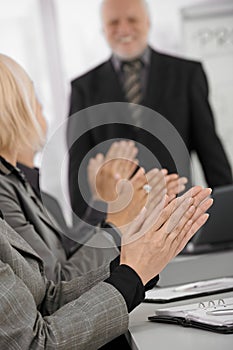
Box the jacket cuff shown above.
[105,264,145,313]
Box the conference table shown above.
[127,250,233,349]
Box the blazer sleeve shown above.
[190,63,232,187]
[42,261,111,313]
[0,260,128,350]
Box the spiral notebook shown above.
[148,297,233,334]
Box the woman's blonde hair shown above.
[0,54,44,152]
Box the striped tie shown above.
[123,60,143,104]
[122,60,143,126]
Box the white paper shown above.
[145,277,233,302]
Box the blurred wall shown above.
[181,1,233,185]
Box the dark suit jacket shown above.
[67,48,232,219]
[0,217,128,349]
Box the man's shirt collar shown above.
[111,46,151,72]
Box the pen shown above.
[173,280,221,292]
[206,308,233,316]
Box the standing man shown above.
[67,0,232,221]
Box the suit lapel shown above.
[26,182,63,235]
[94,60,126,103]
[1,218,42,261]
[143,50,168,111]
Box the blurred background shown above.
[0,0,232,223]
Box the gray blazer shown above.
[0,163,118,282]
[0,218,128,349]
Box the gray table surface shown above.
[128,250,233,350]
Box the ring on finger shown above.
[143,184,152,194]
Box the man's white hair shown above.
[100,0,150,20]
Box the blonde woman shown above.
[0,54,213,349]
